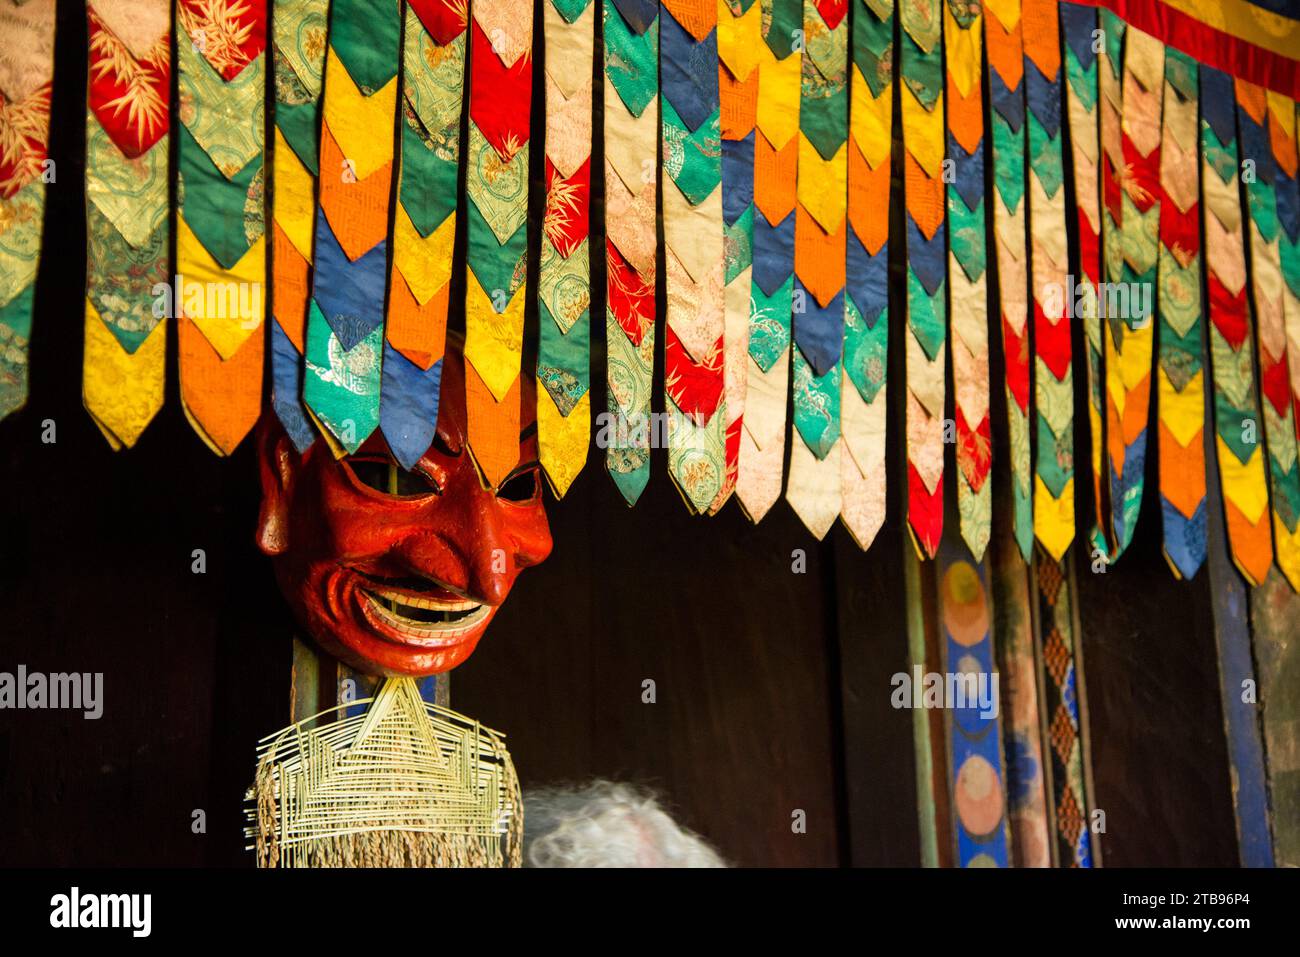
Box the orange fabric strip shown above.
[753,130,798,225]
[1224,493,1274,585]
[1157,418,1205,518]
[465,358,521,489]
[1121,371,1152,447]
[387,273,449,371]
[1233,78,1267,124]
[947,77,983,158]
[317,118,394,262]
[661,0,716,41]
[793,203,847,309]
[1022,0,1062,80]
[720,62,759,140]
[178,315,264,456]
[847,142,890,256]
[985,12,1025,93]
[272,222,308,352]
[903,150,944,240]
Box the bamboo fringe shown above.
[247,677,523,868]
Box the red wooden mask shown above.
[255,352,552,676]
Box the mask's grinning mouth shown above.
[378,596,479,624]
[355,577,491,639]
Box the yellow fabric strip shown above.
[273,127,316,261]
[82,303,166,450]
[175,218,266,360]
[319,48,398,181]
[464,270,526,402]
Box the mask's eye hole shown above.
[497,466,540,503]
[345,458,438,496]
[431,430,461,458]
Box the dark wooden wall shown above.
[1074,476,1239,866]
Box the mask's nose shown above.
[389,474,520,605]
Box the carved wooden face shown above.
[255,353,552,676]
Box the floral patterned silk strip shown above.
[734,0,801,523]
[784,0,847,540]
[176,0,268,456]
[1201,64,1273,585]
[660,0,726,514]
[1093,9,1123,559]
[81,0,169,449]
[603,0,658,505]
[709,0,761,516]
[1283,100,1300,556]
[945,0,987,560]
[269,0,328,455]
[985,0,1031,560]
[537,0,594,496]
[901,0,945,557]
[1025,0,1071,560]
[463,0,532,487]
[1156,49,1207,579]
[1238,79,1300,589]
[302,0,399,457]
[839,0,892,549]
[1061,2,1107,560]
[1104,24,1161,557]
[379,0,465,469]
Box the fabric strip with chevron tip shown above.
[784,0,848,540]
[175,0,268,457]
[945,0,989,560]
[735,0,802,524]
[537,0,595,497]
[82,0,168,450]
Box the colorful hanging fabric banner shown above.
[839,0,892,549]
[900,0,945,557]
[1285,100,1300,457]
[0,0,55,422]
[603,0,658,506]
[463,0,532,488]
[303,0,398,457]
[991,511,1051,867]
[986,0,1032,561]
[659,0,726,514]
[945,0,988,560]
[785,0,848,539]
[1156,48,1207,579]
[1103,23,1161,556]
[735,0,801,523]
[1035,552,1095,866]
[1284,99,1300,564]
[1093,9,1124,560]
[1061,2,1109,565]
[380,0,466,469]
[81,0,169,449]
[1237,79,1300,590]
[269,0,329,456]
[710,0,761,516]
[1201,64,1273,585]
[937,538,1010,867]
[537,0,594,496]
[1025,0,1072,560]
[1089,0,1300,102]
[176,0,268,456]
